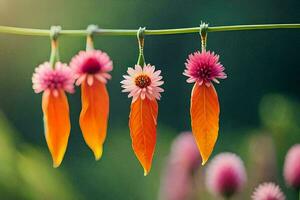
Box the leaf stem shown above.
[0,24,299,37]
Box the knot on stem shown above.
[50,26,62,41]
[87,24,99,37]
[86,24,99,51]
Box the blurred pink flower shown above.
[169,132,202,171]
[32,62,75,96]
[252,182,285,200]
[160,166,193,200]
[283,144,300,189]
[159,132,201,200]
[183,51,227,87]
[205,152,247,198]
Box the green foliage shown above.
[0,112,79,200]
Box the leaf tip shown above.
[201,153,211,165]
[143,169,149,176]
[50,144,65,169]
[93,147,103,161]
[52,160,61,168]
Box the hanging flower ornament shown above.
[32,26,75,167]
[121,27,164,175]
[183,22,227,165]
[70,25,113,160]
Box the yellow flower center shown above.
[135,74,151,88]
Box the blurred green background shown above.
[0,0,299,199]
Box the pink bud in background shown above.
[252,182,285,200]
[205,152,247,198]
[159,132,201,200]
[283,144,300,189]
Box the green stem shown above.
[49,40,60,67]
[298,189,300,200]
[137,52,145,66]
[86,36,95,51]
[0,24,299,37]
[224,196,231,200]
[137,27,145,66]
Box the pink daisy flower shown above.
[283,144,300,189]
[205,152,247,198]
[32,62,75,96]
[121,64,164,102]
[252,182,286,200]
[183,51,227,86]
[70,50,113,86]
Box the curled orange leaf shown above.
[190,83,220,165]
[129,97,158,176]
[42,89,71,168]
[79,79,109,160]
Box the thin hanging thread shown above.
[200,22,208,52]
[86,24,98,51]
[0,24,299,37]
[137,27,146,66]
[49,26,61,67]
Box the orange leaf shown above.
[190,83,220,165]
[129,97,158,176]
[42,89,71,168]
[80,79,109,160]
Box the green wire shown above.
[0,24,299,37]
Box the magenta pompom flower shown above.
[205,152,247,198]
[32,62,75,96]
[183,51,227,86]
[283,144,300,189]
[121,64,164,102]
[252,182,286,200]
[70,50,113,86]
